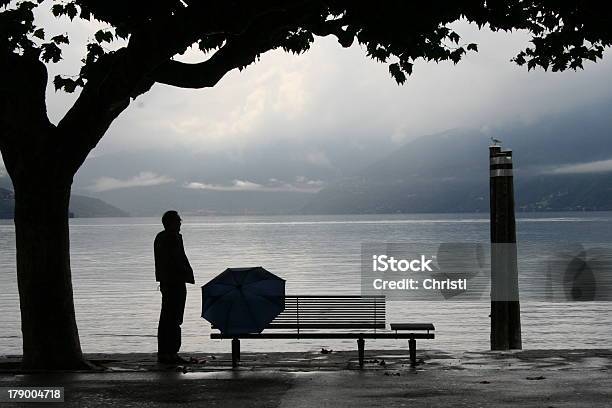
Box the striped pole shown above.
[489,145,522,350]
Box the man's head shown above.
[162,210,182,233]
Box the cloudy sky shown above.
[3,4,612,195]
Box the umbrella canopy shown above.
[201,267,285,335]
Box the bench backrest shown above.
[267,295,386,331]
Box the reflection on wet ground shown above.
[2,348,611,374]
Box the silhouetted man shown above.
[154,210,195,364]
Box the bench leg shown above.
[409,338,416,366]
[232,338,240,368]
[357,338,365,368]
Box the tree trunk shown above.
[13,177,86,369]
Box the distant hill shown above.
[69,136,395,217]
[81,184,315,216]
[0,188,129,218]
[68,194,130,218]
[302,99,612,214]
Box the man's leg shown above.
[158,284,172,361]
[158,283,187,362]
[172,283,187,355]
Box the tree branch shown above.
[152,38,264,89]
[151,3,320,89]
[53,3,292,173]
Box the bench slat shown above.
[275,318,382,320]
[282,295,385,299]
[283,303,384,306]
[273,318,383,320]
[390,323,435,331]
[270,316,382,318]
[267,323,386,329]
[211,332,434,340]
[275,314,384,317]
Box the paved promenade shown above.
[1,349,610,407]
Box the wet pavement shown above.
[1,349,611,407]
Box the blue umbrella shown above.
[201,267,285,335]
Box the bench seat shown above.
[211,332,434,340]
[209,295,435,367]
[391,323,435,332]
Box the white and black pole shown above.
[489,144,522,350]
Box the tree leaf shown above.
[527,59,537,71]
[94,30,113,44]
[64,2,77,20]
[400,60,413,76]
[51,4,64,17]
[33,28,44,39]
[51,34,69,45]
[52,75,64,91]
[389,63,406,84]
[40,42,62,63]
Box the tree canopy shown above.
[3,1,610,95]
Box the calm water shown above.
[1,213,611,355]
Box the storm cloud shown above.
[546,159,612,175]
[88,172,175,192]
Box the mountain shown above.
[68,194,130,218]
[0,188,129,219]
[63,132,397,217]
[302,99,612,214]
[82,184,314,216]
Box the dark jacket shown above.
[154,230,195,284]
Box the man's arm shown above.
[178,235,195,284]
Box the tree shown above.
[1,0,610,369]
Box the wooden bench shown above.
[209,295,435,367]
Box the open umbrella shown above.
[201,267,285,335]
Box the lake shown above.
[1,213,611,355]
